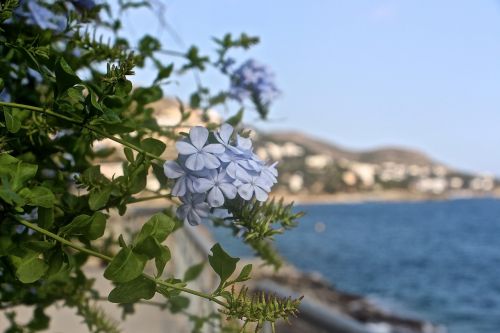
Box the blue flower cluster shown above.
[164,124,278,226]
[228,59,280,106]
[14,0,96,32]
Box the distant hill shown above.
[259,131,436,166]
[253,130,497,198]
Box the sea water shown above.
[211,198,500,333]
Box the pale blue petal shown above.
[176,141,198,155]
[192,193,207,203]
[216,124,234,145]
[233,165,252,182]
[187,211,201,225]
[172,178,187,196]
[219,183,237,199]
[194,202,210,217]
[202,152,221,169]
[219,151,235,163]
[216,170,228,182]
[194,178,214,193]
[202,143,225,154]
[244,159,260,172]
[208,187,224,207]
[255,177,272,192]
[164,161,185,179]
[238,183,254,200]
[236,135,252,150]
[176,204,190,220]
[189,126,209,150]
[254,186,269,202]
[185,153,205,171]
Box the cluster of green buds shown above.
[220,285,303,331]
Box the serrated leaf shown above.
[208,243,239,288]
[108,276,156,303]
[183,262,204,282]
[104,248,146,283]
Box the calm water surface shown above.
[211,198,500,333]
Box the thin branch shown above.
[0,102,164,162]
[14,217,227,308]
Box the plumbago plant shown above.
[0,1,303,333]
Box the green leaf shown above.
[154,245,171,277]
[23,241,55,252]
[85,212,107,240]
[183,262,204,282]
[37,207,54,229]
[108,276,156,303]
[133,86,163,105]
[12,161,37,191]
[15,255,48,283]
[55,57,80,95]
[20,186,55,208]
[226,109,244,126]
[46,250,65,277]
[233,264,252,283]
[151,163,168,187]
[59,214,92,235]
[88,186,112,210]
[104,248,147,283]
[208,243,239,288]
[156,278,186,298]
[140,138,166,156]
[168,296,190,313]
[154,64,174,84]
[134,235,161,259]
[4,108,21,133]
[115,80,132,97]
[124,147,134,162]
[0,236,13,256]
[128,165,147,194]
[135,213,175,245]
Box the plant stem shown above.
[15,218,227,308]
[0,101,164,162]
[128,194,173,204]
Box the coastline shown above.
[273,189,500,205]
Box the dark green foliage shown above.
[0,1,301,332]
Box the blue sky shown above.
[121,1,500,175]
